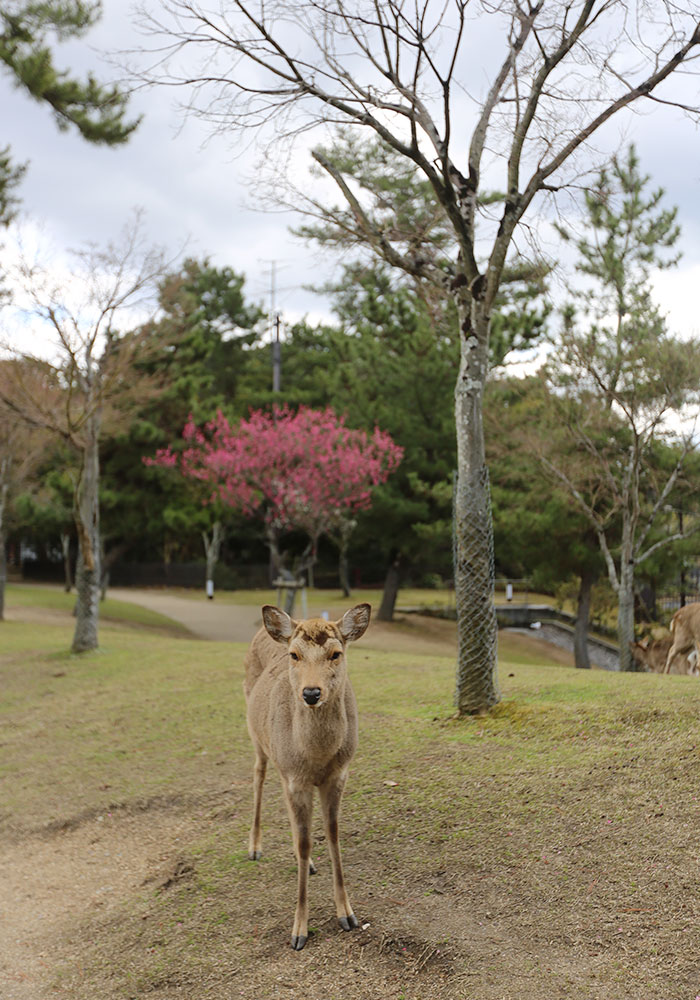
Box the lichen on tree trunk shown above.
[453,303,499,714]
[73,549,100,652]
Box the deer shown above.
[629,636,699,675]
[243,602,371,951]
[663,602,700,675]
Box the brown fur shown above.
[629,635,699,675]
[243,603,371,951]
[663,603,700,674]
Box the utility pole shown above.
[264,259,282,394]
[272,312,281,394]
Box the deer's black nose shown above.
[303,687,321,705]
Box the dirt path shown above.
[1,806,210,1000]
[107,587,262,642]
[107,587,467,655]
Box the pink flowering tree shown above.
[147,405,403,591]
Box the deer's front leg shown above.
[319,769,358,932]
[283,779,314,950]
[248,747,267,860]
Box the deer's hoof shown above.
[339,914,359,931]
[248,850,262,861]
[309,860,317,875]
[291,934,308,951]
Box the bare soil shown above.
[3,601,700,1000]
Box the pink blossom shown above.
[145,406,403,543]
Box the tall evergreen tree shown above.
[487,375,609,669]
[543,149,700,670]
[100,258,264,574]
[0,1,138,243]
[1,2,138,143]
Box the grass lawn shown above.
[1,591,699,1000]
[5,583,191,634]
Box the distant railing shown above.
[657,592,700,614]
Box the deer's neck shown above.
[291,684,348,763]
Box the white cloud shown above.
[651,264,700,342]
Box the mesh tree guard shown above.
[453,466,500,714]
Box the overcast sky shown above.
[3,1,700,356]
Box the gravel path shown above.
[108,588,261,642]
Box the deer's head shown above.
[262,604,371,708]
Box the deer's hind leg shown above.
[248,744,267,861]
[664,638,689,673]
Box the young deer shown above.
[243,602,371,951]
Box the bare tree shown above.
[0,361,49,618]
[1,214,172,651]
[141,1,700,712]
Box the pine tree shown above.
[0,1,139,234]
[544,148,700,671]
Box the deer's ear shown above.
[262,606,296,643]
[337,603,371,643]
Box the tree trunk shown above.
[338,547,351,598]
[377,553,401,622]
[617,558,636,671]
[73,547,100,650]
[0,530,5,623]
[283,586,297,616]
[0,471,7,622]
[453,303,499,714]
[329,518,355,598]
[574,570,595,669]
[337,518,355,598]
[72,412,101,653]
[202,520,224,598]
[61,532,72,592]
[101,541,128,600]
[266,523,283,584]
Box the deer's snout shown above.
[302,686,322,706]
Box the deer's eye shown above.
[290,651,300,661]
[330,650,342,661]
